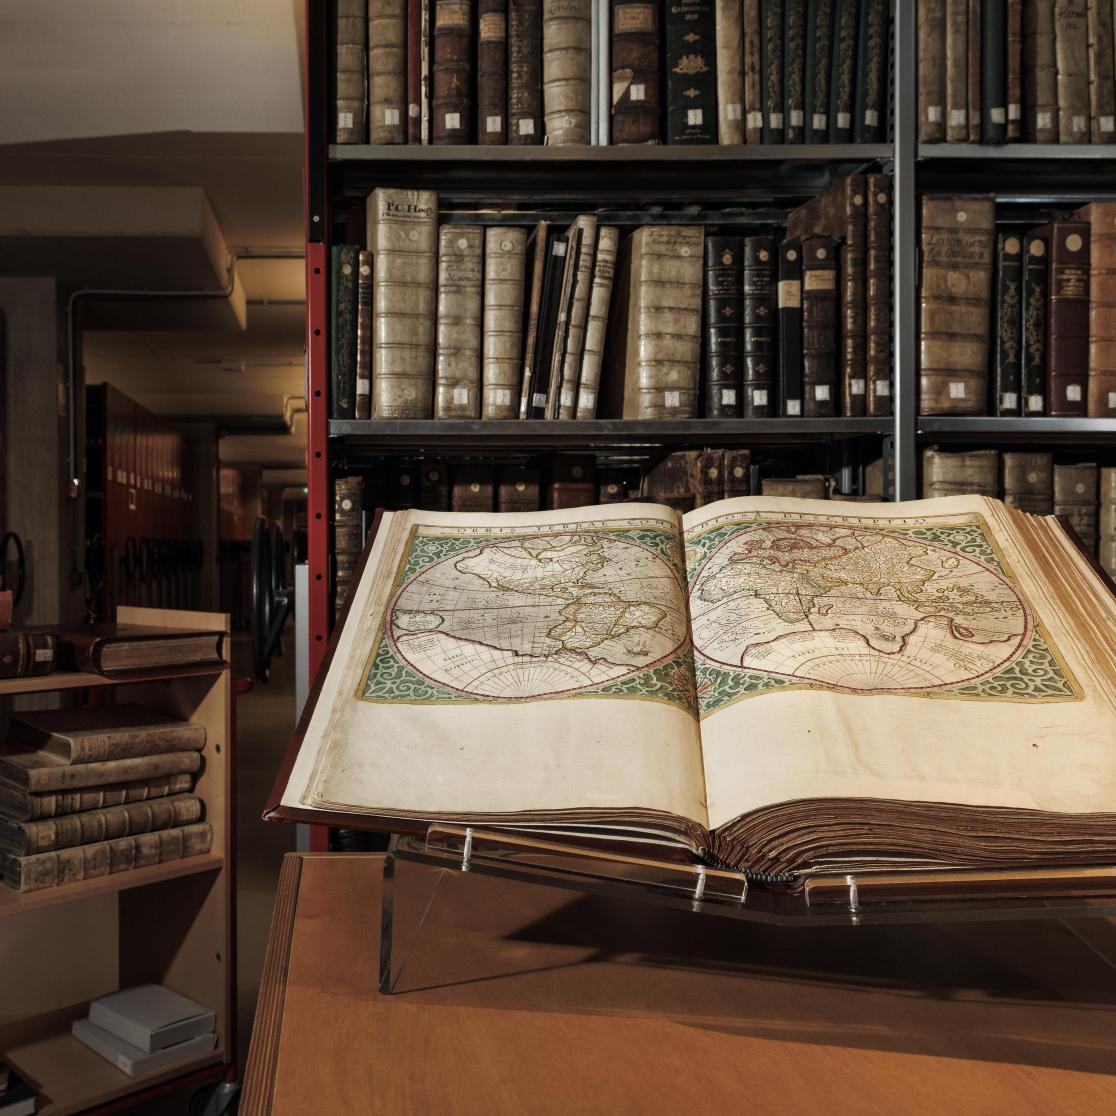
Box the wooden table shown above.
[242,853,1116,1114]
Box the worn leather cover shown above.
[406,0,423,141]
[557,215,598,418]
[330,245,358,420]
[576,226,619,418]
[918,196,995,416]
[1006,0,1023,136]
[498,467,542,512]
[993,233,1024,415]
[828,0,857,141]
[1075,202,1116,415]
[1003,452,1054,514]
[854,0,887,142]
[482,227,528,419]
[1023,0,1059,140]
[981,0,1007,140]
[370,0,407,143]
[866,173,892,416]
[1036,218,1090,416]
[355,251,372,420]
[921,448,1000,498]
[802,236,839,417]
[703,236,743,417]
[691,450,726,506]
[759,0,785,142]
[805,0,835,141]
[644,452,699,512]
[433,226,483,419]
[367,189,438,418]
[715,0,746,142]
[335,0,367,143]
[419,463,452,510]
[387,463,419,509]
[526,234,568,418]
[1100,466,1116,577]
[543,0,592,144]
[544,223,583,416]
[1054,462,1099,553]
[611,0,661,143]
[920,0,947,140]
[742,236,777,417]
[509,0,544,143]
[968,0,982,141]
[666,0,717,142]
[784,0,806,142]
[1054,0,1090,142]
[478,0,509,142]
[724,449,752,496]
[518,221,550,417]
[743,0,764,141]
[597,471,631,502]
[760,475,828,498]
[1022,234,1049,413]
[778,237,804,416]
[451,466,497,512]
[548,457,597,508]
[432,0,474,143]
[1087,0,1116,141]
[946,0,970,140]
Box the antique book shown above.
[645,452,701,511]
[598,472,631,502]
[0,748,203,795]
[946,0,970,140]
[478,0,509,143]
[433,226,484,419]
[1074,202,1116,416]
[742,235,777,418]
[1033,218,1090,416]
[594,0,610,142]
[330,244,358,420]
[370,0,407,143]
[56,625,224,675]
[1087,0,1116,141]
[335,0,367,143]
[602,227,704,419]
[575,226,619,418]
[1023,0,1059,140]
[918,196,996,416]
[611,0,661,144]
[88,984,215,1055]
[760,475,829,497]
[1006,0,1023,136]
[1022,234,1049,414]
[543,222,583,417]
[498,468,541,513]
[724,450,752,496]
[919,0,947,140]
[432,0,474,142]
[419,463,452,511]
[548,457,597,508]
[743,0,764,142]
[691,451,726,507]
[994,233,1025,415]
[922,448,1000,498]
[777,237,804,416]
[451,467,496,512]
[854,0,888,142]
[525,235,568,418]
[355,251,372,419]
[760,0,786,142]
[967,0,982,142]
[557,216,598,418]
[715,0,746,142]
[981,0,1007,140]
[0,794,202,858]
[1002,452,1054,514]
[866,173,892,417]
[1054,0,1090,142]
[10,706,204,765]
[1054,462,1099,552]
[518,221,551,418]
[482,228,528,419]
[702,236,743,417]
[3,822,212,893]
[801,236,839,417]
[406,0,423,141]
[828,0,858,141]
[543,0,592,144]
[367,188,438,418]
[421,0,434,141]
[666,0,718,142]
[0,632,54,680]
[784,0,806,142]
[0,772,194,823]
[509,0,544,143]
[804,0,835,142]
[388,463,420,509]
[1099,467,1116,577]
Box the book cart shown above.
[0,607,238,1115]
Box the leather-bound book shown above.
[335,0,367,143]
[526,234,568,418]
[703,236,743,417]
[828,0,858,142]
[330,244,358,420]
[611,0,661,143]
[509,0,543,143]
[716,0,746,143]
[419,462,452,510]
[802,236,839,417]
[498,467,542,511]
[1022,234,1049,414]
[921,448,1000,498]
[597,470,632,502]
[667,0,717,142]
[370,0,407,143]
[478,0,508,143]
[784,0,806,142]
[0,773,194,824]
[778,237,804,417]
[452,466,496,512]
[334,475,364,548]
[1006,0,1023,137]
[945,0,969,140]
[576,226,619,418]
[919,0,947,140]
[18,633,56,679]
[866,174,892,416]
[1074,202,1116,416]
[1054,462,1099,553]
[1023,0,1058,140]
[482,227,528,419]
[724,449,752,496]
[743,0,764,142]
[993,233,1024,416]
[1087,0,1116,142]
[1002,452,1054,514]
[557,216,598,418]
[366,189,438,418]
[1100,467,1116,577]
[918,196,995,416]
[760,0,785,142]
[406,0,423,142]
[742,236,777,417]
[1054,0,1089,142]
[645,453,700,511]
[0,633,41,680]
[967,0,981,142]
[355,251,372,420]
[388,463,420,509]
[981,0,1007,141]
[543,0,592,144]
[432,0,474,143]
[602,226,704,419]
[854,0,888,142]
[691,450,726,506]
[518,221,550,417]
[434,226,483,419]
[1034,218,1090,416]
[543,223,583,416]
[760,475,829,498]
[805,0,835,142]
[548,456,596,508]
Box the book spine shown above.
[432,0,474,143]
[724,448,753,496]
[918,196,996,415]
[478,0,509,143]
[509,0,544,143]
[22,632,55,678]
[828,0,858,142]
[497,467,542,511]
[370,0,407,143]
[527,236,568,418]
[330,245,358,420]
[1054,462,1099,551]
[1023,0,1059,140]
[518,223,550,417]
[1087,0,1116,140]
[841,176,868,416]
[0,773,194,823]
[784,0,806,142]
[645,451,699,511]
[778,237,804,416]
[805,0,835,142]
[544,224,583,416]
[920,0,948,140]
[0,632,26,680]
[482,227,529,419]
[433,225,484,418]
[946,0,970,140]
[666,0,718,142]
[866,173,893,416]
[419,463,452,509]
[576,227,619,417]
[743,235,778,417]
[1002,451,1054,514]
[1022,234,1049,414]
[452,466,497,511]
[543,0,592,144]
[982,0,1008,139]
[611,0,661,144]
[335,0,368,143]
[702,236,743,417]
[333,475,363,614]
[921,448,1001,497]
[1082,204,1116,415]
[968,0,982,142]
[691,450,726,506]
[407,0,423,141]
[355,251,372,419]
[854,0,887,142]
[743,0,765,141]
[716,0,746,143]
[1054,0,1090,142]
[548,457,597,508]
[1046,219,1091,415]
[994,233,1025,415]
[1007,0,1023,136]
[557,217,598,417]
[802,236,839,417]
[421,0,433,142]
[3,822,213,893]
[1101,466,1116,576]
[368,188,438,418]
[760,0,786,142]
[41,725,206,767]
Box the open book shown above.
[267,496,1116,883]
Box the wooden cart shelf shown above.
[0,663,226,698]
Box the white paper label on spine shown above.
[815,385,831,401]
[561,390,574,407]
[790,110,804,126]
[1036,111,1053,130]
[720,388,737,405]
[727,103,742,120]
[385,108,400,125]
[786,399,802,416]
[445,112,461,130]
[850,378,865,396]
[1072,115,1087,133]
[579,389,595,407]
[1027,394,1043,412]
[1103,116,1116,132]
[687,109,703,125]
[337,111,353,130]
[1008,103,1020,120]
[813,113,827,130]
[990,107,1006,124]
[409,103,420,118]
[770,112,784,128]
[664,390,681,408]
[877,380,890,396]
[948,382,967,399]
[532,392,547,409]
[518,118,535,135]
[493,388,512,405]
[1067,384,1083,402]
[753,389,768,406]
[950,109,967,126]
[1001,392,1018,410]
[34,649,52,662]
[746,111,763,129]
[837,111,850,129]
[864,109,878,126]
[927,105,942,123]
[1108,391,1116,408]
[486,116,502,132]
[452,387,470,405]
[630,83,645,101]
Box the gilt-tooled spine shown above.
[1002,452,1054,514]
[1076,203,1116,415]
[369,0,407,143]
[1099,466,1116,576]
[666,0,718,142]
[715,0,746,143]
[783,0,806,142]
[576,227,619,418]
[742,236,778,417]
[1087,0,1116,142]
[335,0,368,143]
[828,0,857,141]
[1022,234,1049,414]
[0,773,194,822]
[919,0,947,140]
[330,244,358,420]
[434,226,483,418]
[432,0,474,143]
[557,216,598,418]
[509,0,544,143]
[1006,0,1023,138]
[742,0,764,142]
[841,178,867,415]
[866,173,893,417]
[1023,0,1059,140]
[355,250,372,419]
[1043,218,1090,415]
[778,237,804,415]
[703,237,743,416]
[543,0,592,144]
[1054,0,1090,142]
[1054,462,1099,552]
[802,236,838,417]
[993,234,1024,415]
[805,0,834,142]
[611,0,661,143]
[759,0,785,142]
[482,228,528,418]
[478,0,509,143]
[853,0,886,142]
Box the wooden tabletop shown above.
[242,853,1116,1115]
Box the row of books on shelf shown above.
[332,178,894,423]
[919,0,1116,145]
[336,0,890,147]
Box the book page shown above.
[682,495,1116,831]
[281,503,708,828]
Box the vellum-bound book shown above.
[267,497,1116,883]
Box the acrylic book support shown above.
[378,825,1116,995]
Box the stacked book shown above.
[0,706,212,893]
[336,0,891,147]
[0,1062,35,1116]
[71,984,216,1077]
[919,0,1116,144]
[919,197,1116,417]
